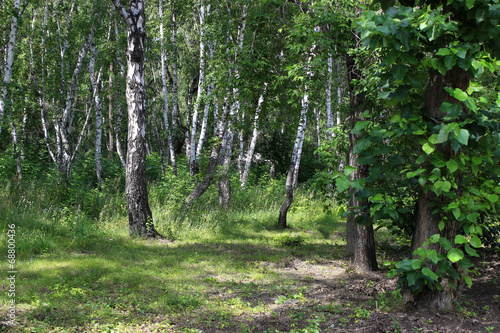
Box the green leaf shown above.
[430,234,440,243]
[455,235,468,244]
[344,166,356,176]
[353,138,371,154]
[458,258,474,269]
[446,160,459,173]
[416,154,428,164]
[470,235,482,248]
[439,237,453,250]
[388,269,398,279]
[411,259,423,270]
[441,181,451,192]
[447,248,464,262]
[396,258,413,271]
[464,275,472,288]
[437,128,449,143]
[471,156,482,165]
[452,88,468,102]
[456,129,469,145]
[486,194,499,203]
[466,0,475,9]
[352,121,370,134]
[436,48,451,56]
[464,244,478,257]
[407,271,418,286]
[335,177,350,193]
[422,143,435,155]
[452,207,461,220]
[438,220,445,231]
[422,267,439,281]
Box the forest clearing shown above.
[1,178,499,332]
[1,0,499,331]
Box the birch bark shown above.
[189,0,208,176]
[159,0,177,176]
[241,83,267,189]
[113,22,127,168]
[278,92,308,228]
[111,0,161,238]
[89,36,104,184]
[0,0,21,136]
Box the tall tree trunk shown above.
[409,67,470,309]
[345,53,378,272]
[241,83,267,189]
[189,0,208,176]
[159,0,177,176]
[108,61,115,155]
[112,0,161,238]
[218,118,234,208]
[0,0,21,136]
[278,92,308,229]
[89,36,104,184]
[185,101,231,205]
[171,10,180,130]
[325,54,334,141]
[113,23,127,168]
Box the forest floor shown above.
[0,186,499,333]
[1,226,499,333]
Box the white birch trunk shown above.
[112,0,161,238]
[0,0,21,136]
[189,0,208,175]
[89,36,104,184]
[58,30,93,178]
[114,21,127,168]
[278,92,308,228]
[241,83,267,189]
[195,40,215,159]
[159,0,177,176]
[171,11,180,130]
[326,54,334,141]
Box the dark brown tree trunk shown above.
[410,68,469,310]
[345,53,378,272]
[112,0,161,238]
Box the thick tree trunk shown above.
[112,0,160,238]
[345,53,378,272]
[409,68,470,310]
[278,93,308,229]
[0,0,21,136]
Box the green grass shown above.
[0,177,350,332]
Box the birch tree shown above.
[159,0,177,176]
[111,0,161,238]
[240,83,267,189]
[278,92,308,229]
[0,0,21,137]
[88,33,104,184]
[189,0,208,176]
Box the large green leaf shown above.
[335,177,350,193]
[447,248,464,262]
[422,267,439,281]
